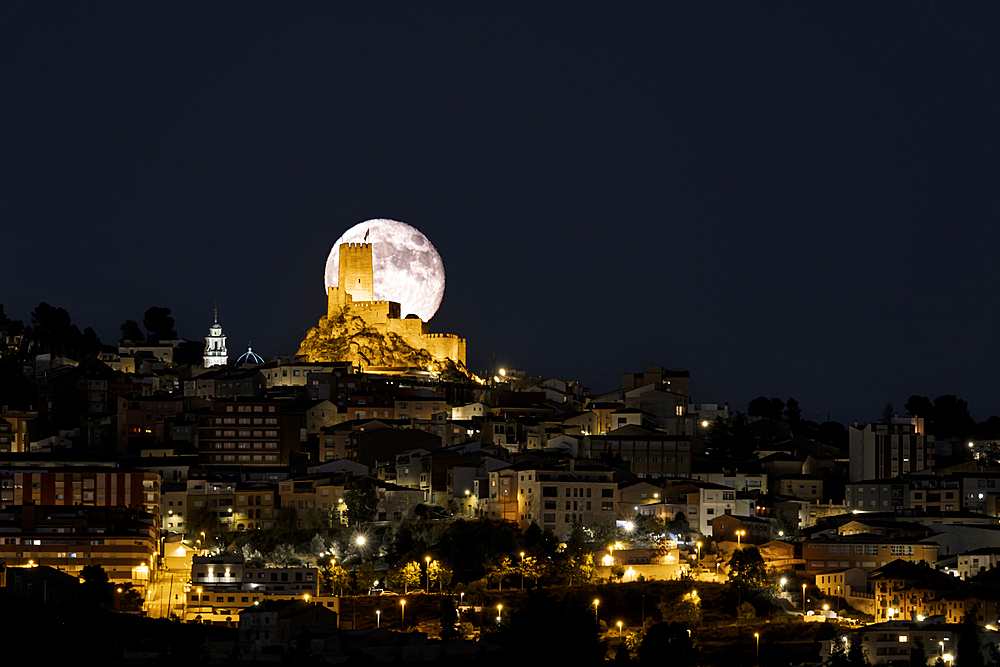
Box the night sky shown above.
[2,2,998,424]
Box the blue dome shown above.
[236,344,266,366]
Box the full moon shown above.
[324,218,445,322]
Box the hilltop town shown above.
[2,304,1000,666]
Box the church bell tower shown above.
[204,306,228,368]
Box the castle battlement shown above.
[320,239,466,367]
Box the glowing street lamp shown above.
[618,620,623,639]
[696,541,702,568]
[736,529,745,547]
[624,521,634,532]
[497,603,503,625]
[593,598,600,621]
[754,632,760,667]
[425,556,431,593]
[376,609,381,628]
[400,599,406,627]
[802,584,807,614]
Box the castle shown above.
[309,242,466,368]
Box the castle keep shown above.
[326,243,466,366]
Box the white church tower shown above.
[204,306,228,368]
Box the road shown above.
[146,568,188,619]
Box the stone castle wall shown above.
[325,242,466,366]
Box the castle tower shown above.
[338,243,374,304]
[204,307,228,368]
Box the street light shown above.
[696,541,702,569]
[376,609,381,628]
[520,552,525,589]
[618,620,623,639]
[736,530,745,547]
[497,603,503,625]
[593,598,600,621]
[754,632,760,667]
[400,599,406,628]
[425,556,431,593]
[802,584,807,614]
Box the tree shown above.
[828,636,850,667]
[847,636,870,667]
[785,397,802,423]
[80,564,111,607]
[668,512,693,542]
[119,584,144,612]
[957,610,985,667]
[748,397,785,422]
[438,596,460,640]
[906,395,934,420]
[519,555,544,587]
[933,395,975,439]
[321,563,350,596]
[344,479,380,527]
[354,562,378,594]
[909,637,928,667]
[658,589,702,627]
[485,556,515,591]
[728,547,775,601]
[429,559,453,592]
[736,601,756,622]
[143,306,177,342]
[120,319,143,344]
[29,302,83,358]
[270,544,299,567]
[638,622,699,666]
[390,561,422,593]
[185,503,224,547]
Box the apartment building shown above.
[197,399,304,467]
[485,461,618,538]
[0,504,158,584]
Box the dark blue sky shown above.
[2,2,998,424]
